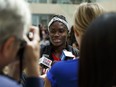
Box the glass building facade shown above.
[27,0,113,26]
[32,14,54,26]
[27,0,85,4]
[27,0,91,26]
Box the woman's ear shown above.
[2,37,15,58]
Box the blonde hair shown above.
[74,2,105,33]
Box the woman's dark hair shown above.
[48,14,69,32]
[79,12,116,87]
[52,14,67,22]
[68,26,77,45]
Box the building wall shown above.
[29,0,116,26]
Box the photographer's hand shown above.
[23,26,40,77]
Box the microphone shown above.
[39,54,52,69]
[60,49,75,61]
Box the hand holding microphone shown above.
[39,54,52,69]
[60,49,75,61]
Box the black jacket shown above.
[40,44,79,61]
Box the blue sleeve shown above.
[47,65,57,87]
[24,77,44,87]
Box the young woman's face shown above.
[49,21,68,47]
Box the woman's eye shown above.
[50,30,56,33]
[59,29,66,33]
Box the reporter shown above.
[73,2,104,48]
[0,0,43,87]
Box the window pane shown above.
[52,0,82,4]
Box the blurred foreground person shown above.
[0,0,43,87]
[79,12,116,87]
[73,2,104,48]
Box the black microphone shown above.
[60,49,75,61]
[39,54,52,69]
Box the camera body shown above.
[17,32,33,59]
[17,32,34,83]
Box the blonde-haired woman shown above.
[74,2,105,48]
[45,2,105,87]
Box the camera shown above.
[17,32,34,59]
[16,32,33,83]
